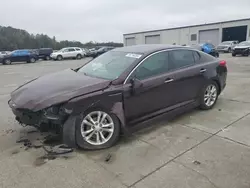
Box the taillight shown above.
[219,60,226,66]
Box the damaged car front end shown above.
[8,50,139,149]
[9,100,68,131]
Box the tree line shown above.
[0,26,123,51]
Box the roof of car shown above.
[113,44,187,54]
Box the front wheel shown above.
[199,81,219,110]
[76,109,120,150]
[57,55,63,61]
[30,57,36,63]
[228,48,232,53]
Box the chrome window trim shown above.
[123,48,198,84]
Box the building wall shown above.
[123,19,250,46]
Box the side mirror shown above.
[130,77,143,94]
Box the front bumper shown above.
[8,100,68,128]
[233,48,249,55]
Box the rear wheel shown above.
[3,59,11,65]
[76,54,82,60]
[200,81,219,110]
[76,109,120,150]
[232,53,236,57]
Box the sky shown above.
[0,0,250,43]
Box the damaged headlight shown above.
[44,105,62,120]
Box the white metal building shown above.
[123,18,250,47]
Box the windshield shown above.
[78,51,142,80]
[220,42,231,45]
[238,41,250,46]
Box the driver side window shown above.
[135,51,169,80]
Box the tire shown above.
[232,53,236,57]
[76,54,82,60]
[29,57,36,63]
[3,59,11,65]
[57,55,63,61]
[199,81,219,110]
[76,109,120,150]
[228,48,232,53]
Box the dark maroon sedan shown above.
[8,44,227,149]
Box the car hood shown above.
[10,69,111,111]
[234,45,250,49]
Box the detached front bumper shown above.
[8,100,68,129]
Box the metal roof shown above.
[124,18,250,36]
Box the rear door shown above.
[68,48,76,58]
[167,49,207,105]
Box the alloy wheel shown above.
[4,59,11,65]
[30,58,35,63]
[204,84,217,107]
[80,111,114,146]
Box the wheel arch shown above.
[211,78,221,94]
[62,92,129,147]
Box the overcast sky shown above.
[0,0,250,43]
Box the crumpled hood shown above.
[10,69,111,111]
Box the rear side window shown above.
[169,50,195,69]
[193,51,200,62]
[68,48,75,52]
[135,51,169,80]
[200,52,216,63]
[76,48,81,51]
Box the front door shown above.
[123,51,173,122]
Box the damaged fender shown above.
[62,89,129,147]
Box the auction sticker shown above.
[126,53,142,59]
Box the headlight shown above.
[45,106,60,115]
[44,106,62,120]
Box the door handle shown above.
[164,78,174,83]
[200,69,207,73]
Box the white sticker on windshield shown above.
[126,53,142,59]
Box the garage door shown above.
[145,35,160,44]
[199,29,219,46]
[125,37,136,46]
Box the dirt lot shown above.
[0,54,250,188]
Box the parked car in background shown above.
[84,48,92,57]
[50,47,85,61]
[0,51,11,57]
[38,48,53,60]
[192,43,219,58]
[86,48,98,57]
[217,41,238,53]
[232,41,250,56]
[8,44,227,149]
[0,49,38,65]
[90,46,115,58]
